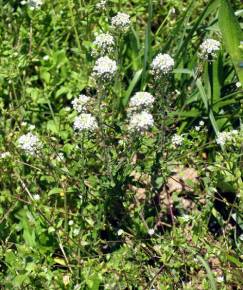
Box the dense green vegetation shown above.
[0,0,242,289]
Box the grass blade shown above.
[196,255,217,290]
[141,0,152,89]
[219,0,243,84]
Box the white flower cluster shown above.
[216,130,238,146]
[128,111,154,132]
[128,92,155,112]
[151,53,175,77]
[0,152,11,159]
[93,33,115,55]
[199,39,220,60]
[92,56,117,81]
[195,120,205,131]
[72,94,91,113]
[172,134,183,146]
[96,0,107,10]
[18,133,42,155]
[21,0,43,10]
[111,12,131,32]
[73,113,98,132]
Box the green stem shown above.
[68,0,82,52]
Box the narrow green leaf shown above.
[123,69,143,106]
[196,78,219,136]
[141,0,152,89]
[219,0,243,84]
[196,255,217,290]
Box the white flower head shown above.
[172,134,183,146]
[216,130,238,146]
[96,0,107,10]
[22,0,43,10]
[148,228,155,236]
[117,229,124,236]
[73,228,80,236]
[18,132,42,155]
[129,92,155,112]
[199,39,220,60]
[151,53,175,77]
[128,111,154,132]
[29,124,35,131]
[216,276,224,283]
[93,33,115,55]
[0,152,11,159]
[236,81,242,88]
[199,120,205,126]
[92,56,117,82]
[73,113,98,132]
[68,220,74,226]
[111,12,131,32]
[56,152,65,162]
[33,194,40,201]
[72,94,91,113]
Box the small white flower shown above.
[72,95,91,113]
[199,120,205,126]
[181,214,191,222]
[56,153,65,162]
[195,126,200,131]
[151,53,175,77]
[117,229,124,236]
[43,55,49,61]
[128,111,154,132]
[68,220,74,226]
[21,122,27,127]
[111,12,131,32]
[73,113,98,132]
[128,92,155,111]
[216,276,224,283]
[93,33,115,55]
[18,133,42,155]
[73,228,80,236]
[33,194,40,201]
[236,81,242,88]
[0,152,11,159]
[171,7,176,14]
[172,134,183,146]
[216,130,239,146]
[199,39,220,60]
[148,228,155,236]
[92,56,117,81]
[22,0,43,9]
[29,124,35,131]
[96,0,107,10]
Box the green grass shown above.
[0,0,242,289]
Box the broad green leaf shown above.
[219,0,243,84]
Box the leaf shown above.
[123,69,143,106]
[54,257,66,266]
[40,69,51,84]
[219,0,243,84]
[141,0,153,89]
[196,255,217,290]
[195,78,219,136]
